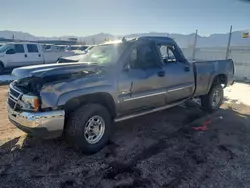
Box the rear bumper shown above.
[8,106,65,139]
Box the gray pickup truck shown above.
[8,36,234,153]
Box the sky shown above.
[0,0,250,37]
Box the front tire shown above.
[201,84,224,112]
[65,103,112,154]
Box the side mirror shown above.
[6,49,15,55]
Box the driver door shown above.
[6,44,27,68]
[118,41,167,113]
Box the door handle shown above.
[184,66,190,72]
[24,54,27,58]
[38,54,41,57]
[158,70,165,77]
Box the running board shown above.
[114,99,188,122]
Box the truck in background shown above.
[0,42,75,74]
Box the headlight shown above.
[20,95,39,111]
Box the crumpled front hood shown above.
[12,62,106,94]
[12,62,102,79]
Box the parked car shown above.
[57,54,85,63]
[41,44,54,51]
[41,44,68,52]
[65,45,82,52]
[0,42,75,74]
[76,45,89,51]
[8,36,234,153]
[57,46,95,63]
[84,45,95,53]
[70,45,90,55]
[56,45,68,51]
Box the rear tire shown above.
[201,84,224,112]
[65,103,112,154]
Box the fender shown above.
[0,58,7,67]
[57,85,117,107]
[206,60,233,93]
[206,72,227,93]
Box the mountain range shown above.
[0,30,250,48]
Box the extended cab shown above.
[0,42,74,74]
[8,37,234,153]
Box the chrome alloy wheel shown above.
[84,115,105,144]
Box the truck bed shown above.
[193,59,234,97]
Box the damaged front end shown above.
[8,77,44,112]
[7,63,103,138]
[10,67,100,111]
[8,77,65,139]
[14,76,45,95]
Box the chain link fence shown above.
[181,27,250,81]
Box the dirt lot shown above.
[1,84,250,188]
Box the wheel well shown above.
[0,61,4,67]
[64,92,116,118]
[212,74,227,87]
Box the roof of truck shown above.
[138,36,175,44]
[101,36,175,45]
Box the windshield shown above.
[79,43,125,65]
[0,44,13,53]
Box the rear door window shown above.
[27,44,39,53]
[158,45,177,63]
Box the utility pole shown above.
[192,29,198,61]
[226,25,232,59]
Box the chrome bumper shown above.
[8,106,65,139]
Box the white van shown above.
[0,42,75,74]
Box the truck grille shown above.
[8,84,23,111]
[9,88,20,99]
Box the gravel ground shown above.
[1,84,250,188]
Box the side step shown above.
[114,99,188,122]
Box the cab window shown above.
[158,45,177,63]
[129,43,159,69]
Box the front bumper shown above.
[8,106,65,139]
